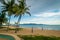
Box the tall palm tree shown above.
[0,0,15,31]
[13,0,31,33]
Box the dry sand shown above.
[17,28,60,37]
[0,27,60,37]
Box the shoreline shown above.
[2,25,60,31]
[0,26,60,37]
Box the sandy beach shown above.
[0,27,60,37]
[16,28,60,37]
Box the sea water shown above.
[19,24,60,30]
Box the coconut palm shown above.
[0,0,15,31]
[13,0,31,33]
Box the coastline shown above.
[0,26,60,37]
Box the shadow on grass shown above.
[9,28,23,30]
[18,35,60,40]
[0,27,6,29]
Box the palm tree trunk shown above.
[32,27,33,33]
[15,15,22,33]
[6,16,11,32]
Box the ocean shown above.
[18,24,60,30]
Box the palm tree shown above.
[0,0,15,31]
[0,12,8,27]
[13,0,31,33]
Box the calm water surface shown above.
[0,34,15,40]
[19,24,60,30]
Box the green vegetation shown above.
[0,0,31,33]
[1,0,15,31]
[13,0,31,33]
[0,13,8,27]
[0,27,6,29]
[18,35,60,40]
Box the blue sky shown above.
[0,0,60,25]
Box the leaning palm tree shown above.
[13,0,31,33]
[0,0,15,31]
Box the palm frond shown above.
[26,12,31,16]
[2,10,8,13]
[11,0,15,5]
[25,7,30,10]
[0,0,8,6]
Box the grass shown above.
[0,27,6,29]
[18,35,60,40]
[0,26,23,31]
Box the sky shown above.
[0,0,60,25]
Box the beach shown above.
[0,27,60,37]
[16,28,60,37]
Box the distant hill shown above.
[20,23,46,25]
[9,23,60,26]
[19,23,60,26]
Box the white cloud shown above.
[20,18,60,25]
[19,12,60,25]
[34,12,60,17]
[19,15,60,24]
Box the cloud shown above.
[20,18,60,25]
[26,0,60,13]
[34,12,60,17]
